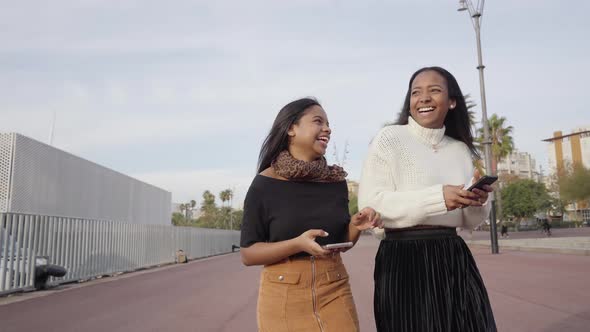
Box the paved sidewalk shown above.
[1,235,589,331]
[460,227,590,241]
[461,228,590,255]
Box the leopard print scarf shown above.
[272,150,347,182]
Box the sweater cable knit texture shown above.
[359,117,491,238]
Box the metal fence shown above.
[0,212,240,295]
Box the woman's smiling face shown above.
[409,70,456,129]
[288,105,331,161]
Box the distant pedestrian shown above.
[501,224,509,238]
[542,220,552,237]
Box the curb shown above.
[0,251,240,306]
[467,243,590,256]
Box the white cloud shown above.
[131,168,255,209]
[2,0,588,198]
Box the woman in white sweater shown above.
[359,66,497,331]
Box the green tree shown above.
[348,193,359,216]
[219,189,235,228]
[231,209,244,230]
[220,190,230,207]
[544,171,567,219]
[501,179,552,220]
[201,190,217,212]
[219,190,229,229]
[189,189,244,230]
[195,213,218,228]
[558,166,590,221]
[218,206,232,229]
[220,189,234,207]
[197,190,218,227]
[476,114,514,174]
[226,189,235,228]
[186,199,196,219]
[172,212,188,226]
[559,166,590,202]
[227,189,234,208]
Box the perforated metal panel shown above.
[4,133,171,224]
[0,134,15,212]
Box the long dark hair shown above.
[396,66,480,158]
[257,98,321,173]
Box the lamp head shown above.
[458,0,468,11]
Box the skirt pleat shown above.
[374,228,497,332]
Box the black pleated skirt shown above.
[374,228,497,332]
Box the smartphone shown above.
[321,242,354,250]
[467,175,498,192]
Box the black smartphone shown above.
[467,175,498,192]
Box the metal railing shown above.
[0,212,240,295]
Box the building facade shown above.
[347,180,359,196]
[0,133,171,225]
[497,149,540,181]
[543,126,590,221]
[543,127,590,175]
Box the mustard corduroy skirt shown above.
[257,253,360,332]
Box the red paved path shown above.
[1,234,589,331]
[460,227,590,241]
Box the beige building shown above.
[543,126,590,221]
[543,126,590,174]
[497,149,540,182]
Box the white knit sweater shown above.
[358,117,491,237]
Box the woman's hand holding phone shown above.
[296,229,331,257]
[443,169,496,210]
[443,184,482,210]
[297,208,384,256]
[469,169,495,204]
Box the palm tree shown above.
[476,114,514,174]
[219,190,230,208]
[187,200,196,220]
[227,189,234,229]
[464,93,478,130]
[227,189,233,208]
[179,203,187,220]
[201,191,216,211]
[219,190,229,228]
[219,189,234,229]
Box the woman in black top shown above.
[240,98,382,332]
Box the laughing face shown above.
[288,105,331,161]
[409,70,456,129]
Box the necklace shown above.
[407,117,445,153]
[431,142,441,153]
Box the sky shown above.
[1,0,589,209]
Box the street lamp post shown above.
[458,0,499,254]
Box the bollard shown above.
[34,256,67,290]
